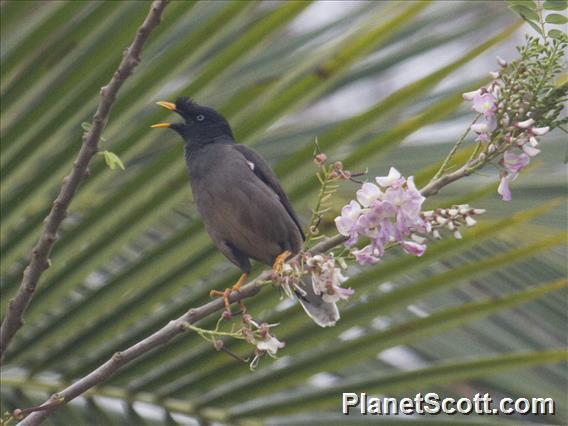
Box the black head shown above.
[151,97,233,143]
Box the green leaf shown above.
[543,0,568,11]
[227,350,568,418]
[545,12,568,23]
[509,4,541,22]
[506,0,538,9]
[548,28,568,40]
[98,150,125,171]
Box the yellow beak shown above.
[150,123,171,129]
[156,100,176,110]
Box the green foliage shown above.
[1,1,566,424]
[98,151,125,171]
[506,0,567,39]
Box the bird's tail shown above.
[294,276,339,327]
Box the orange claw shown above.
[272,250,291,274]
[210,273,248,313]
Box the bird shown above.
[151,97,339,327]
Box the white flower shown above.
[471,123,489,134]
[522,144,540,157]
[531,126,549,136]
[256,335,285,356]
[465,216,477,227]
[356,182,382,207]
[376,167,403,187]
[515,118,535,129]
[462,89,482,100]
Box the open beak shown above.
[151,100,177,128]
[156,100,176,110]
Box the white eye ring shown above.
[196,114,205,121]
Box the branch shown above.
[0,0,170,362]
[420,156,485,197]
[16,144,494,425]
[17,234,345,426]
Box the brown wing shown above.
[234,144,305,240]
[190,144,303,267]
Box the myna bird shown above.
[152,98,339,327]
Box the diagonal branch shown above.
[0,0,170,362]
[18,234,344,426]
[16,153,491,425]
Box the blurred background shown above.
[1,1,566,424]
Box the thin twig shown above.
[17,234,345,426]
[18,147,500,424]
[432,114,481,181]
[0,0,170,362]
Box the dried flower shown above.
[305,253,354,303]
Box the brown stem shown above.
[0,0,170,362]
[18,163,480,424]
[18,234,346,426]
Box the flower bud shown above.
[471,123,489,134]
[489,71,500,79]
[453,230,463,240]
[515,118,535,129]
[313,153,327,166]
[531,126,549,136]
[465,216,477,227]
[478,152,487,162]
[462,89,481,100]
[488,144,496,154]
[496,56,507,67]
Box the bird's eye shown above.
[196,114,205,122]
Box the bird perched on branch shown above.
[151,98,339,327]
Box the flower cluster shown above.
[335,167,429,265]
[274,253,355,304]
[462,35,565,202]
[242,314,285,370]
[305,253,354,303]
[464,83,549,201]
[422,204,486,240]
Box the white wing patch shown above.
[246,160,255,171]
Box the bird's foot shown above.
[272,250,292,275]
[210,273,248,315]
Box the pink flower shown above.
[335,200,361,246]
[352,245,381,265]
[356,182,382,207]
[503,150,529,174]
[401,240,426,256]
[337,170,429,266]
[472,92,496,117]
[498,175,512,201]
